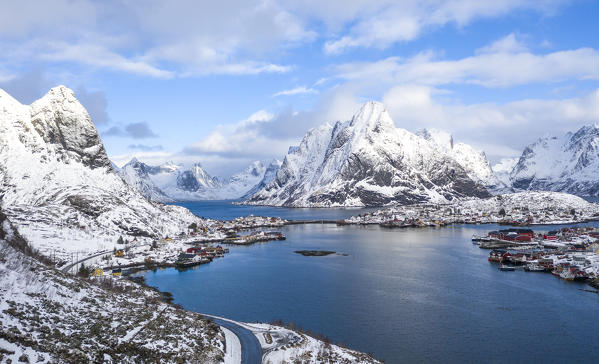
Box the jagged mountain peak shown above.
[242,160,265,176]
[0,88,23,109]
[0,86,201,249]
[1,84,110,170]
[349,101,395,133]
[246,102,490,207]
[416,128,506,192]
[39,85,77,102]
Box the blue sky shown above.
[1,0,599,176]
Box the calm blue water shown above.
[145,202,599,363]
[173,200,378,221]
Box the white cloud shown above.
[0,0,571,77]
[273,86,317,97]
[335,45,599,88]
[183,110,294,159]
[320,0,565,54]
[41,42,174,78]
[382,85,599,159]
[475,33,528,54]
[0,1,306,78]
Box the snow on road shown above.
[222,327,242,364]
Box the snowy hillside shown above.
[417,128,508,193]
[0,214,225,363]
[0,86,201,258]
[246,102,490,207]
[459,191,598,213]
[510,125,599,196]
[118,159,272,201]
[346,191,599,226]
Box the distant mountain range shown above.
[114,101,599,206]
[2,85,598,214]
[116,158,282,202]
[242,105,599,206]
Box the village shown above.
[71,215,288,279]
[343,192,599,228]
[477,226,599,288]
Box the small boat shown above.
[524,263,545,272]
[559,270,575,281]
[499,264,515,271]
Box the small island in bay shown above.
[295,250,337,256]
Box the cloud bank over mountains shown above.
[1,0,598,175]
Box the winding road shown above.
[60,249,111,273]
[206,315,262,364]
[62,250,264,363]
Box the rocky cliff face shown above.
[245,102,490,207]
[510,125,599,196]
[0,86,200,254]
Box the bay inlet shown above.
[141,201,599,363]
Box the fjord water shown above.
[144,202,599,363]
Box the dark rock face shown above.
[29,86,111,170]
[177,170,201,192]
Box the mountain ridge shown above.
[0,86,201,258]
[245,101,491,207]
[116,158,279,201]
[510,124,599,196]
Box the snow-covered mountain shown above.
[245,102,490,207]
[242,159,282,199]
[492,157,519,187]
[0,86,201,256]
[118,158,274,201]
[510,125,599,196]
[117,158,174,203]
[416,128,508,193]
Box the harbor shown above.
[76,216,289,278]
[475,226,599,286]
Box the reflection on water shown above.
[144,214,599,363]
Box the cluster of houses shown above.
[224,231,286,245]
[485,227,599,284]
[344,193,599,227]
[216,215,286,230]
[86,215,289,278]
[176,245,229,268]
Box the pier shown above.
[284,219,341,225]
